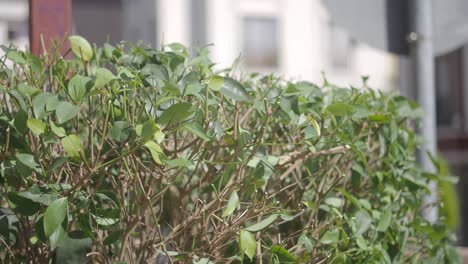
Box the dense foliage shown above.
[0,36,460,263]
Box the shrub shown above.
[0,37,460,263]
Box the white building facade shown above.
[0,0,397,90]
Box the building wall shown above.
[0,0,28,53]
[201,0,397,90]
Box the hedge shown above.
[0,36,460,263]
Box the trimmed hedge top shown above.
[0,36,460,263]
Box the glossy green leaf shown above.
[95,67,116,89]
[377,207,392,232]
[27,118,46,135]
[336,188,361,209]
[222,191,238,217]
[56,101,81,124]
[18,83,40,97]
[326,103,353,116]
[49,225,66,250]
[7,191,41,216]
[14,110,28,134]
[239,230,256,260]
[15,153,40,171]
[220,77,249,101]
[183,123,211,141]
[164,158,193,168]
[144,141,163,164]
[158,102,193,124]
[306,115,321,136]
[7,50,27,64]
[68,75,92,103]
[141,63,169,84]
[109,121,132,142]
[50,121,67,137]
[208,76,224,91]
[245,214,278,232]
[271,245,298,263]
[32,93,59,118]
[44,197,68,238]
[61,134,84,159]
[297,234,315,253]
[140,119,160,142]
[354,210,372,237]
[69,35,93,61]
[319,229,339,244]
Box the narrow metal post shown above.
[409,0,438,222]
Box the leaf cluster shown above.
[0,37,460,263]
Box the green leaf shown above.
[377,207,392,232]
[27,118,46,135]
[61,134,84,159]
[220,77,249,101]
[103,230,123,245]
[158,102,193,124]
[319,229,340,244]
[16,153,41,171]
[324,197,344,208]
[208,76,224,91]
[222,191,238,217]
[69,35,93,61]
[32,93,59,118]
[55,231,92,264]
[14,110,28,134]
[336,188,361,209]
[18,83,40,97]
[50,121,67,137]
[271,245,298,263]
[44,197,68,238]
[56,101,81,124]
[164,158,193,168]
[239,230,256,260]
[297,234,315,253]
[68,75,92,103]
[9,90,28,112]
[7,192,41,216]
[49,225,66,250]
[95,68,116,89]
[306,115,321,136]
[144,141,163,164]
[245,214,278,232]
[141,63,169,85]
[7,50,27,64]
[140,119,161,142]
[326,103,353,116]
[354,210,372,237]
[109,121,132,142]
[183,123,211,141]
[351,145,370,173]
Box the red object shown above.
[29,0,72,56]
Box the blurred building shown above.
[0,0,397,90]
[0,0,28,50]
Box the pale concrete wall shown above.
[157,0,190,45]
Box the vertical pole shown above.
[29,0,72,56]
[409,0,438,222]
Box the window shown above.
[243,17,279,68]
[329,22,356,70]
[435,48,463,130]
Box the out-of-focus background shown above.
[0,0,397,90]
[3,0,468,249]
